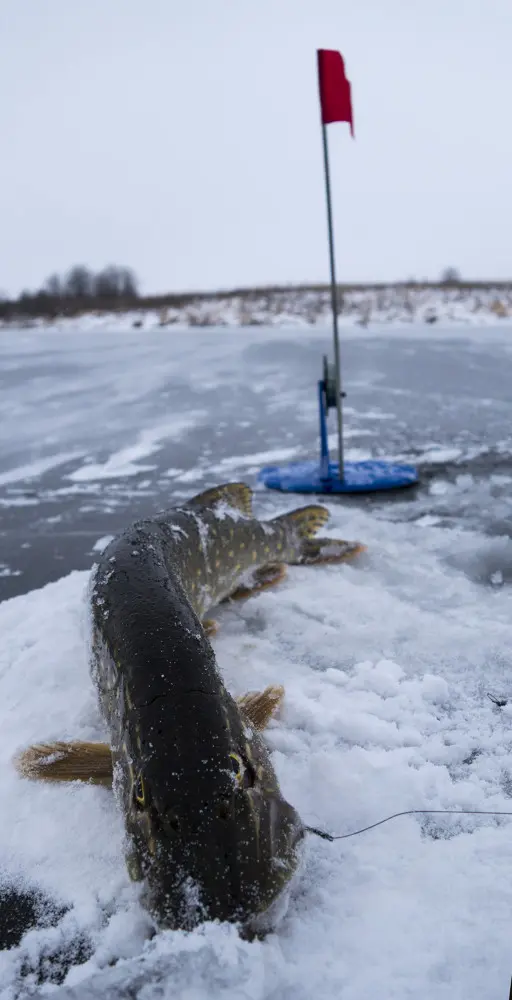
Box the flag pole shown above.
[320,120,344,481]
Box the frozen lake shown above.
[2,321,512,999]
[3,322,512,600]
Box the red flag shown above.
[317,49,354,136]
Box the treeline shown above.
[0,264,139,320]
[3,265,512,326]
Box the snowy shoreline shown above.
[2,284,512,333]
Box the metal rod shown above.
[321,122,344,480]
[318,380,330,482]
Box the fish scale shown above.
[156,507,290,616]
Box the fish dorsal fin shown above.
[187,482,253,517]
[271,504,329,538]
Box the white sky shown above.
[1,0,511,296]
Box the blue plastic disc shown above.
[258,459,418,495]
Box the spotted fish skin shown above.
[153,505,294,617]
[89,483,362,934]
[90,491,308,752]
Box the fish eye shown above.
[228,753,244,785]
[228,753,256,790]
[134,774,146,808]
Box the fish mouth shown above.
[145,829,305,932]
[144,873,207,931]
[141,820,302,931]
[144,868,250,930]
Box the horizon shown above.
[7,274,512,307]
[1,1,511,298]
[6,271,512,307]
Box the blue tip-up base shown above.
[258,459,419,495]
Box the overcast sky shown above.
[1,1,511,296]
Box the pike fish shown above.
[16,482,365,936]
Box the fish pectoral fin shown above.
[15,741,113,787]
[188,482,253,517]
[202,617,219,637]
[222,562,287,602]
[295,537,367,565]
[237,684,285,731]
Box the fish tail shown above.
[271,504,330,539]
[272,506,365,564]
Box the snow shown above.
[0,452,84,488]
[0,565,21,579]
[209,447,303,475]
[2,319,512,997]
[3,284,512,333]
[3,509,512,998]
[68,415,206,482]
[91,536,114,555]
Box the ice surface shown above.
[2,504,512,998]
[2,319,512,509]
[0,452,85,488]
[2,320,512,996]
[69,414,207,482]
[209,447,303,474]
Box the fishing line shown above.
[306,809,512,841]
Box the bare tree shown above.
[94,265,139,299]
[118,266,139,298]
[64,265,94,299]
[43,273,63,298]
[5,262,140,319]
[440,267,461,284]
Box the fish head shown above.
[116,682,304,933]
